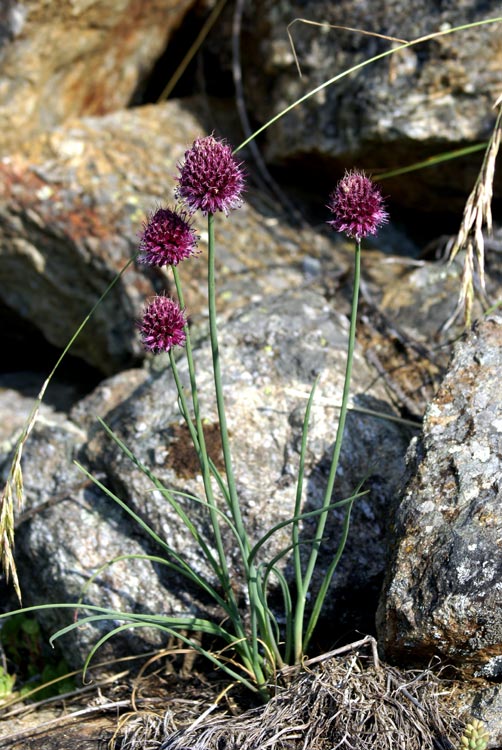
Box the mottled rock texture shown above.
[2,99,491,390]
[377,315,502,676]
[0,0,196,154]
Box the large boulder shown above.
[377,314,502,736]
[0,100,200,374]
[7,287,410,665]
[0,97,354,375]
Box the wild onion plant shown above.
[56,140,387,699]
[2,14,500,703]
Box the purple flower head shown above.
[139,296,187,354]
[138,207,198,267]
[176,135,245,215]
[327,170,388,242]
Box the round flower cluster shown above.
[327,170,388,241]
[138,207,198,267]
[138,296,187,354]
[176,135,245,215]
[138,135,245,354]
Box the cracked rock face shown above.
[377,315,502,677]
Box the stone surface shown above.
[223,0,502,212]
[7,408,178,664]
[0,100,200,374]
[0,377,65,453]
[7,287,410,664]
[0,0,197,155]
[377,315,502,676]
[0,97,354,374]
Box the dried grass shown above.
[444,94,502,328]
[115,651,464,750]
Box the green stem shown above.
[166,269,232,508]
[168,349,229,584]
[170,270,257,668]
[293,240,361,662]
[206,214,243,534]
[303,496,355,650]
[292,377,319,652]
[206,213,272,687]
[173,263,268,688]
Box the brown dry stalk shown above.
[286,18,408,79]
[445,95,502,328]
[0,374,52,602]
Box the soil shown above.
[0,653,247,750]
[1,710,117,750]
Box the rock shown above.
[452,682,502,748]
[223,0,502,212]
[9,401,178,665]
[0,0,197,155]
[0,100,201,375]
[376,315,502,738]
[0,97,358,375]
[356,246,502,420]
[8,287,410,664]
[0,376,68,453]
[377,314,502,672]
[1,79,497,381]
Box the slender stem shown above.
[302,496,355,650]
[233,18,502,155]
[172,267,200,426]
[170,270,255,660]
[206,214,243,534]
[168,350,228,581]
[206,213,270,687]
[293,240,361,662]
[291,377,318,660]
[173,270,227,497]
[173,264,268,688]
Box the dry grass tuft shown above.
[112,711,176,750]
[115,652,464,750]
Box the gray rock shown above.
[10,288,410,664]
[377,315,502,739]
[11,416,177,664]
[0,100,201,374]
[1,85,497,385]
[377,314,502,670]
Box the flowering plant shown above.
[42,139,385,700]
